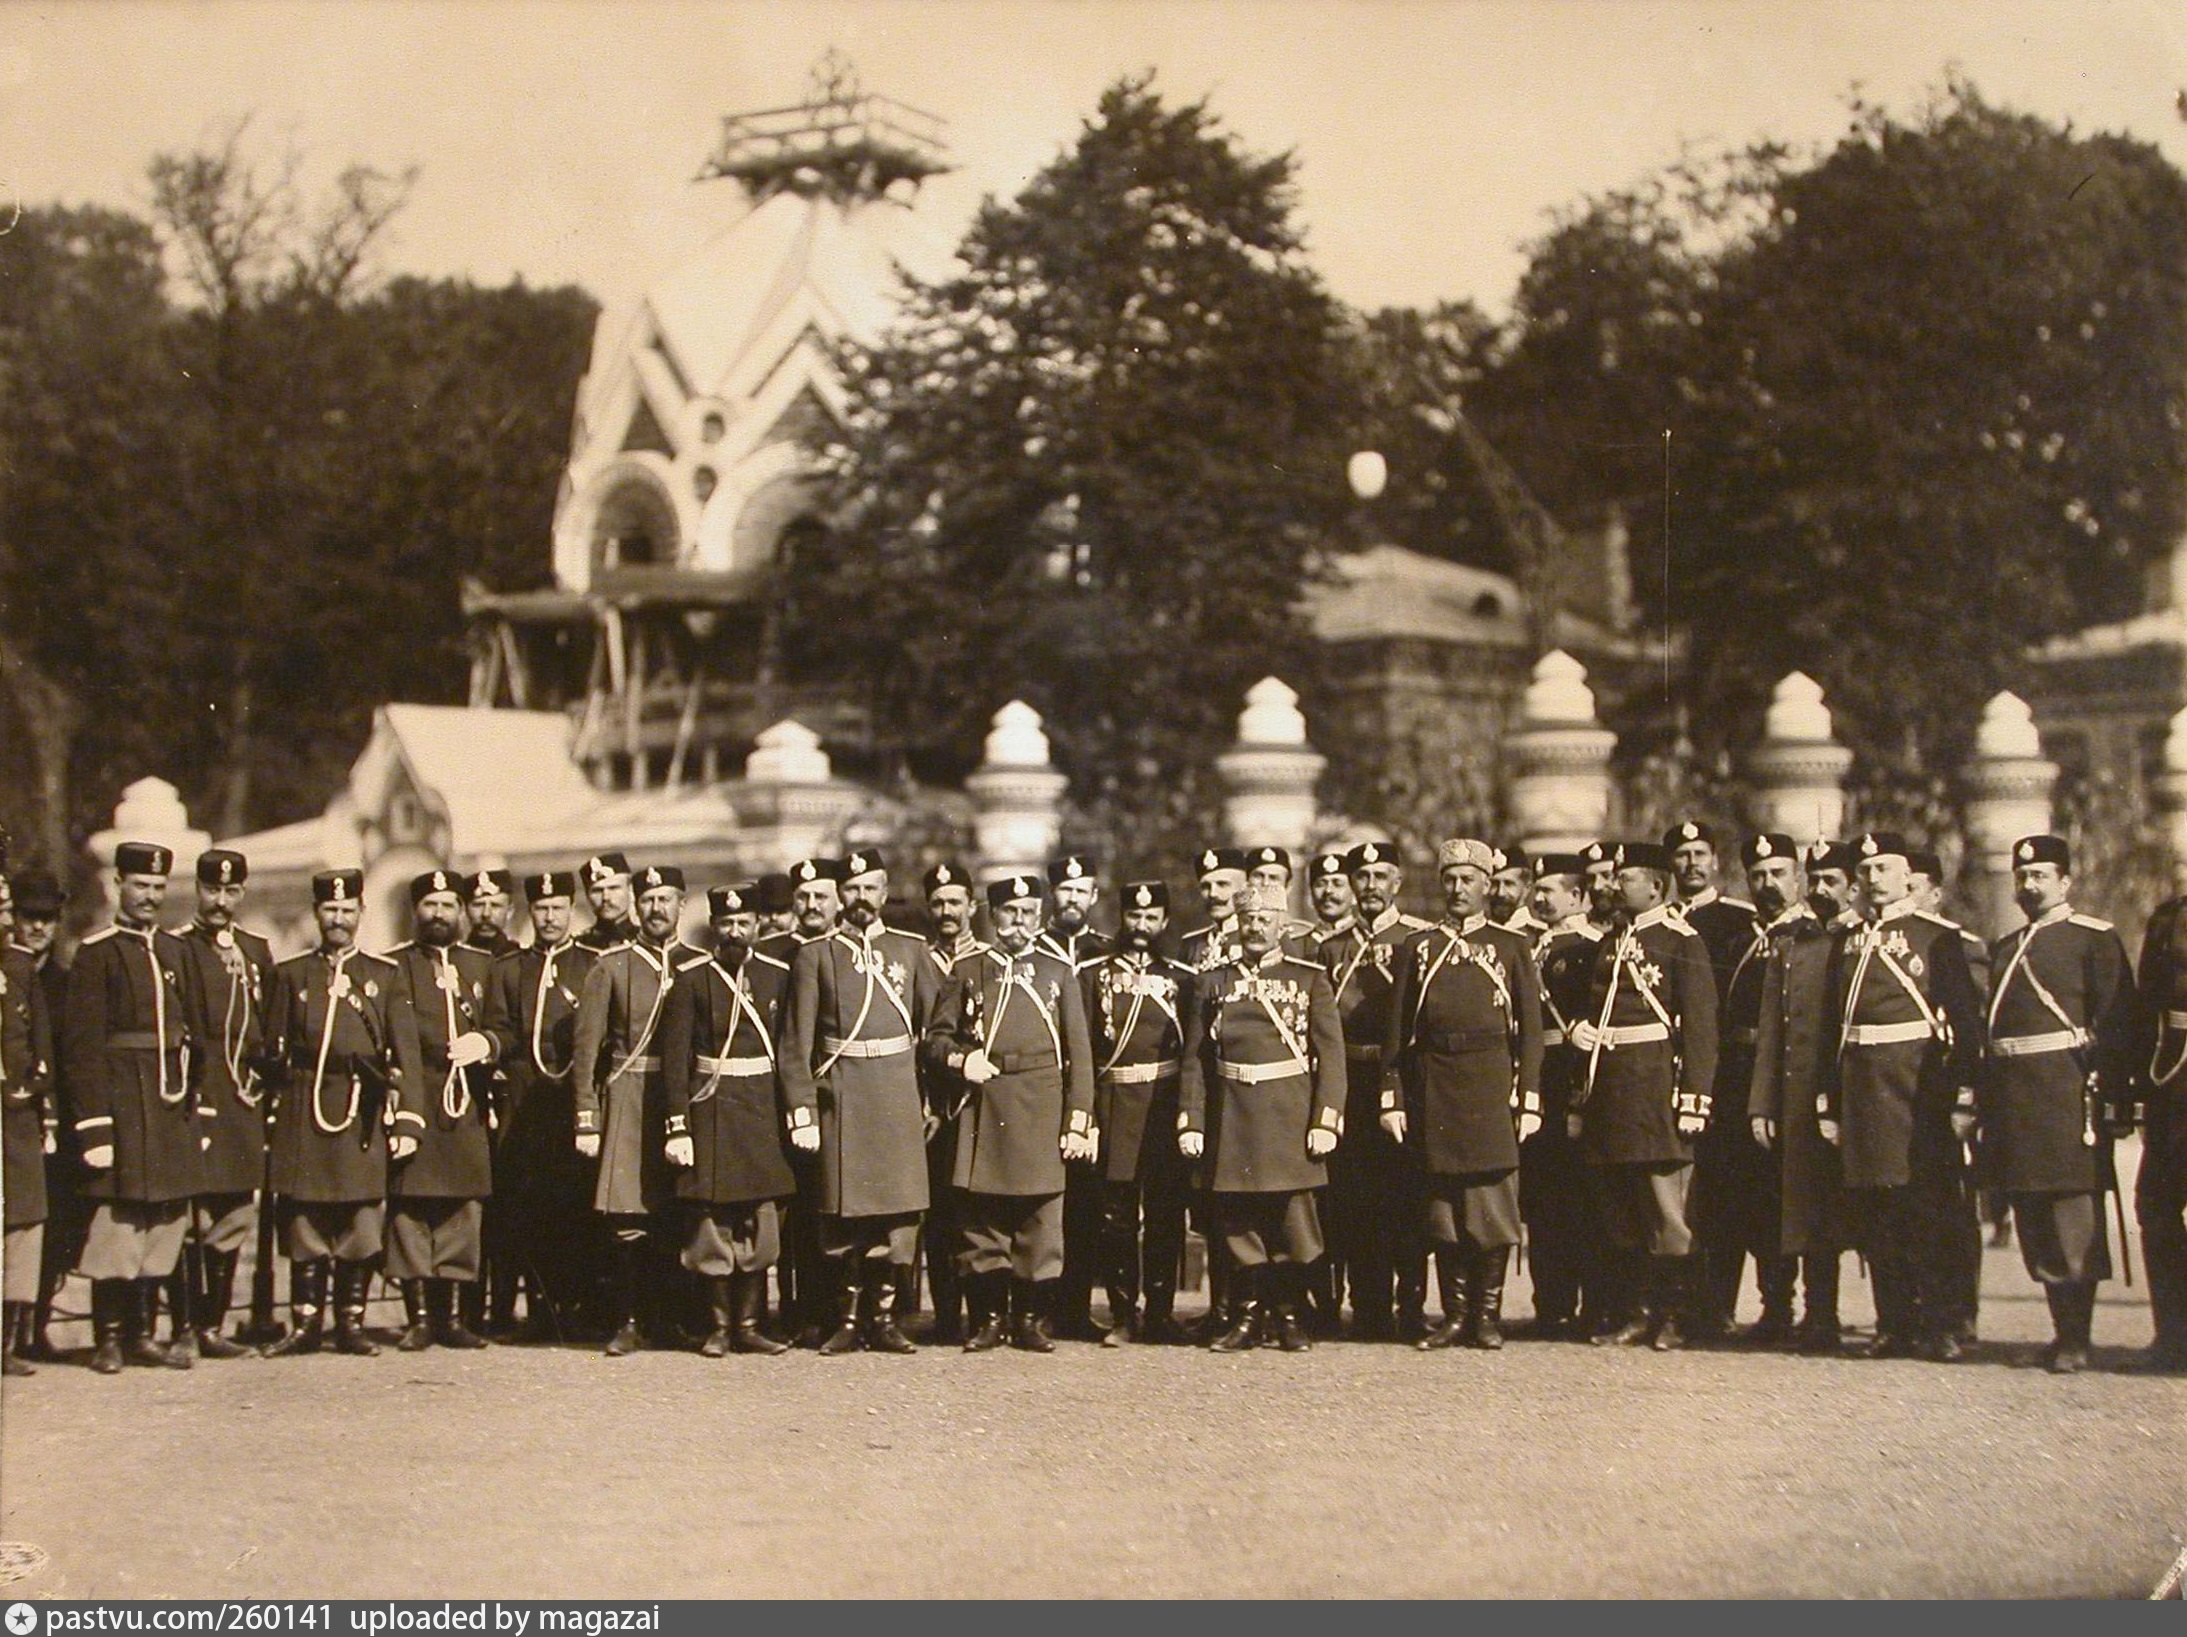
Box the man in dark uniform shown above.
[575,853,638,952]
[2,873,56,1376]
[1080,881,1196,1345]
[383,870,496,1350]
[1665,822,1758,982]
[479,870,596,1339]
[1910,849,1992,1345]
[917,860,980,1342]
[926,875,1097,1352]
[1749,840,1858,1352]
[164,848,273,1360]
[1180,880,1346,1352]
[462,869,521,961]
[1488,848,1545,938]
[66,842,203,1374]
[1567,841,1719,1351]
[1982,835,2136,1373]
[659,883,796,1357]
[1382,839,1543,1351]
[1690,834,1803,1343]
[11,868,78,1363]
[1581,840,1619,932]
[761,856,843,1345]
[1179,847,1250,972]
[754,873,797,942]
[261,870,422,1359]
[1320,838,1430,1340]
[2134,870,2187,1372]
[778,848,940,1355]
[572,863,698,1355]
[1039,854,1113,1340]
[1820,831,1986,1361]
[1306,852,1355,939]
[1524,853,1603,1337]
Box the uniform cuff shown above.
[76,1115,114,1132]
[666,1113,689,1137]
[1067,1110,1091,1137]
[393,1109,427,1129]
[1315,1107,1343,1136]
[576,1112,602,1134]
[787,1107,815,1131]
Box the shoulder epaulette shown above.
[383,940,417,955]
[354,950,398,970]
[1912,911,1961,931]
[674,953,712,973]
[749,949,790,973]
[79,927,117,946]
[1277,953,1323,973]
[2069,912,2115,932]
[1723,897,1755,912]
[1397,913,1433,930]
[276,949,315,970]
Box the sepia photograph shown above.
[0,0,2184,1603]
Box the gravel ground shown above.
[4,1225,2180,1601]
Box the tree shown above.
[806,75,1361,872]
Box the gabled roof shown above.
[1306,543,1660,657]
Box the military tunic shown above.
[1748,911,1849,1257]
[1525,918,1604,1324]
[1382,916,1544,1177]
[659,948,796,1205]
[263,947,420,1204]
[1179,917,1242,974]
[926,945,1096,1197]
[571,938,697,1218]
[778,925,941,1221]
[168,921,274,1201]
[2,947,54,1243]
[1180,951,1346,1195]
[1080,949,1196,1184]
[2133,897,2187,1360]
[1571,906,1720,1168]
[383,942,496,1200]
[62,925,201,1207]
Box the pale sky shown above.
[4,0,2185,319]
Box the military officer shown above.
[1664,822,1758,988]
[10,868,80,1365]
[1567,841,1719,1351]
[918,860,980,1342]
[1488,848,1545,937]
[1080,881,1197,1345]
[1320,838,1430,1340]
[1381,839,1543,1351]
[1525,854,1603,1337]
[478,870,597,1338]
[1306,851,1356,938]
[925,875,1097,1352]
[576,852,638,952]
[1982,836,2135,1373]
[1180,847,1251,972]
[383,870,496,1350]
[1179,881,1346,1352]
[1041,854,1112,1339]
[462,869,521,960]
[659,884,797,1358]
[1750,840,1860,1352]
[2,874,56,1376]
[163,847,273,1360]
[1819,831,1986,1361]
[1908,848,1991,1347]
[754,873,797,941]
[65,842,205,1374]
[261,870,423,1359]
[1581,840,1620,932]
[1689,834,1804,1343]
[778,848,941,1356]
[763,855,844,1345]
[572,862,699,1356]
[2134,864,2187,1372]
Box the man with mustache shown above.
[762,856,844,1346]
[1041,855,1113,1341]
[461,869,521,961]
[1079,881,1197,1345]
[1,870,56,1377]
[575,853,638,953]
[1524,853,1604,1338]
[917,860,980,1343]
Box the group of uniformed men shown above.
[3,819,2183,1378]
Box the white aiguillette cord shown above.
[311,948,360,1135]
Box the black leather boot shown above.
[964,1270,1009,1352]
[1210,1265,1263,1352]
[332,1263,380,1355]
[1593,1252,1651,1346]
[126,1279,191,1369]
[604,1237,644,1357]
[261,1261,327,1357]
[194,1248,252,1358]
[868,1262,918,1354]
[1746,1255,1798,1347]
[436,1280,489,1349]
[700,1276,734,1358]
[2046,1281,2092,1374]
[731,1273,789,1354]
[1649,1257,1689,1351]
[89,1280,125,1375]
[1012,1279,1056,1353]
[1,1302,32,1376]
[397,1279,435,1351]
[1418,1250,1466,1350]
[818,1259,866,1356]
[1470,1246,1510,1350]
[1273,1265,1312,1352]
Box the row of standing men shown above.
[3,823,2182,1374]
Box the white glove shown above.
[43,1131,56,1156]
[789,1124,820,1154]
[1060,1131,1095,1164]
[1305,1127,1338,1159]
[1178,1129,1205,1160]
[1518,1110,1542,1141]
[449,1031,493,1068]
[1751,1116,1776,1149]
[1567,1020,1599,1053]
[961,1048,999,1085]
[1565,1113,1583,1141]
[1950,1107,1977,1143]
[1379,1110,1407,1144]
[1818,1117,1840,1148]
[83,1143,114,1170]
[665,1135,694,1168]
[390,1134,419,1161]
[575,1132,602,1159]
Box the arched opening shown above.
[590,474,682,573]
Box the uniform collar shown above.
[2021,902,2074,933]
[113,918,158,941]
[1629,904,1676,933]
[1759,903,1814,934]
[1870,896,1920,925]
[1438,913,1488,936]
[1550,913,1593,936]
[1365,905,1406,938]
[1681,886,1719,911]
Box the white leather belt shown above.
[1844,1021,1934,1046]
[612,1054,659,1076]
[1542,1027,1567,1046]
[1218,1059,1308,1084]
[2165,1010,2187,1029]
[1599,1023,1669,1048]
[1104,1059,1181,1084]
[1989,1030,2087,1059]
[820,1035,913,1059]
[696,1054,773,1077]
